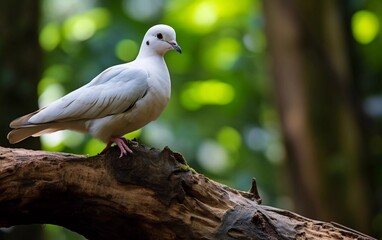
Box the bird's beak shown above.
[168,41,182,53]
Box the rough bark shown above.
[0,144,375,240]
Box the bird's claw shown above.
[102,137,133,157]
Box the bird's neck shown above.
[134,53,169,81]
[135,44,169,82]
[137,50,157,59]
[135,46,168,74]
[136,42,165,59]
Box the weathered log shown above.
[0,144,375,240]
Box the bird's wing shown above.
[24,65,149,125]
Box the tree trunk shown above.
[263,0,372,233]
[0,0,41,150]
[0,0,42,238]
[0,144,375,240]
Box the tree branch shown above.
[0,144,375,240]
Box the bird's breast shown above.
[87,57,172,142]
[146,59,171,110]
[146,76,170,118]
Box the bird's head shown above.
[139,24,182,57]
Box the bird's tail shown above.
[8,120,87,144]
[7,124,63,144]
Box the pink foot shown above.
[101,137,133,157]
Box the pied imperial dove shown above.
[8,24,182,157]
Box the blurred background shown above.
[0,0,381,239]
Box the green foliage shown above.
[35,0,382,238]
[43,224,85,240]
[38,0,279,196]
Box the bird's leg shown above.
[100,137,133,157]
[111,137,133,158]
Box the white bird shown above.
[8,24,181,157]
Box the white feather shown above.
[29,66,149,123]
[8,24,181,147]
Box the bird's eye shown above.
[156,33,163,39]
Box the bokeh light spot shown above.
[123,0,164,21]
[245,127,270,151]
[39,22,61,51]
[43,64,72,83]
[87,8,110,29]
[142,123,174,149]
[124,129,142,140]
[192,2,217,28]
[217,126,242,152]
[38,83,65,108]
[63,131,85,148]
[115,39,139,62]
[41,131,65,152]
[197,140,229,174]
[38,77,58,96]
[63,8,110,42]
[352,10,380,44]
[65,16,96,41]
[203,38,241,70]
[181,80,235,110]
[84,138,105,156]
[165,0,252,34]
